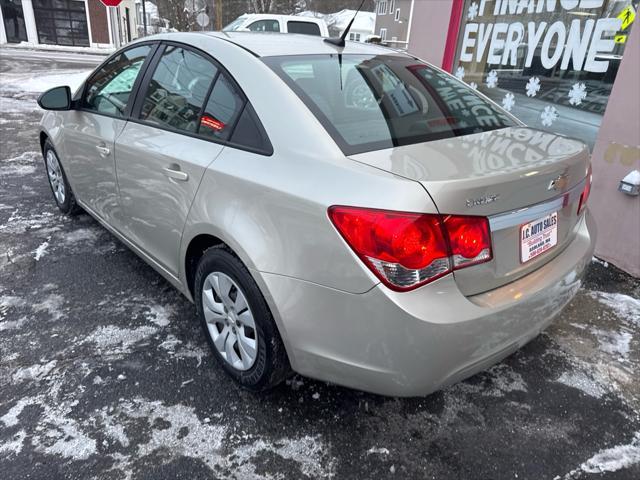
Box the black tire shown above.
[194,246,291,391]
[43,139,82,215]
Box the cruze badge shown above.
[466,194,500,208]
[548,174,569,191]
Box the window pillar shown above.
[20,0,39,44]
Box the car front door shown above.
[61,43,155,226]
[114,44,245,276]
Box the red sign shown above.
[100,0,123,7]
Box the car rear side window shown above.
[229,103,272,154]
[264,54,517,155]
[198,73,243,141]
[139,46,218,133]
[248,20,280,32]
[83,44,152,117]
[287,21,321,36]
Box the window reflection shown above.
[140,46,218,133]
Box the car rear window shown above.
[287,21,321,36]
[263,54,517,155]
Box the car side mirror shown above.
[37,86,72,111]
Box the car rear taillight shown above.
[444,215,492,269]
[577,164,592,215]
[328,206,492,291]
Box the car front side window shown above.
[83,44,153,117]
[139,45,218,134]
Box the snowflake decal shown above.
[502,92,515,111]
[455,66,465,80]
[525,77,541,97]
[467,2,479,20]
[468,81,478,90]
[486,70,498,88]
[461,109,471,117]
[540,105,558,127]
[568,82,587,106]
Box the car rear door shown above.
[114,43,246,276]
[61,43,156,226]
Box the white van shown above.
[222,14,329,37]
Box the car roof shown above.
[203,31,405,58]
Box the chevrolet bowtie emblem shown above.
[548,174,569,191]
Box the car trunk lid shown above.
[348,127,590,296]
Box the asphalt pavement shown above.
[1,47,639,480]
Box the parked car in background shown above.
[222,14,329,36]
[37,32,595,397]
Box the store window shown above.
[1,0,27,43]
[453,0,637,149]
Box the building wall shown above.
[119,0,138,43]
[87,0,109,44]
[406,0,455,66]
[589,24,640,276]
[374,0,411,46]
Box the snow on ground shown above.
[1,70,89,95]
[0,152,40,177]
[588,291,640,327]
[561,432,640,478]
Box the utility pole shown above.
[141,0,147,36]
[215,0,223,31]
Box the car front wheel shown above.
[43,139,81,215]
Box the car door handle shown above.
[95,145,110,156]
[162,166,188,182]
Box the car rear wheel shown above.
[195,246,290,390]
[43,140,81,215]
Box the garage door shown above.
[32,0,90,47]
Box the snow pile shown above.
[325,9,375,34]
[580,432,640,474]
[297,9,375,36]
[556,371,608,399]
[34,239,50,261]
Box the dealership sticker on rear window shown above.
[520,212,558,263]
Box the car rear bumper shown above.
[257,211,596,397]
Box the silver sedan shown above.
[37,32,595,396]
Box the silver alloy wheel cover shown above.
[202,271,258,371]
[46,150,66,205]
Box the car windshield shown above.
[222,17,248,31]
[263,54,517,155]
